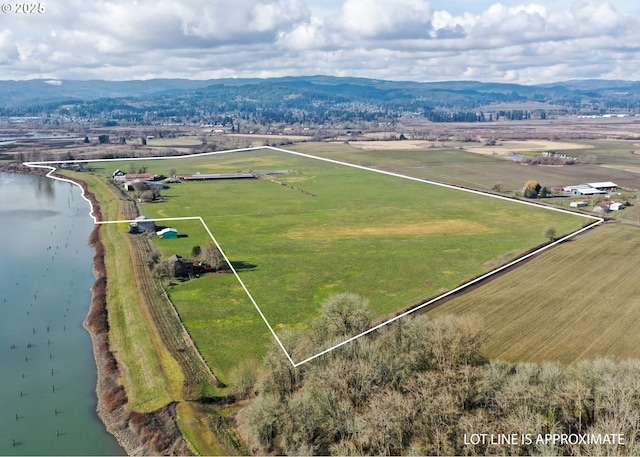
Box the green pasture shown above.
[285,141,640,193]
[97,147,588,382]
[429,223,640,364]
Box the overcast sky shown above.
[1,0,639,84]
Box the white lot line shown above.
[96,216,296,367]
[25,146,604,368]
[24,162,103,223]
[25,153,295,366]
[23,146,266,224]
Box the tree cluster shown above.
[424,110,493,123]
[198,242,224,272]
[152,242,224,282]
[526,155,576,166]
[131,181,162,202]
[239,294,640,456]
[523,180,550,198]
[496,109,531,121]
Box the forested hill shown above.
[2,76,640,123]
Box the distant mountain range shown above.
[1,76,639,123]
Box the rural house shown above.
[543,151,569,159]
[167,254,199,278]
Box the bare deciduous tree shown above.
[239,297,640,456]
[199,242,224,272]
[319,293,371,338]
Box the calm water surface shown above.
[0,172,125,455]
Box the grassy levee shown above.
[65,171,248,454]
[429,223,640,363]
[99,147,587,376]
[73,173,180,412]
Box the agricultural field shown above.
[93,147,588,381]
[287,140,640,194]
[428,223,640,364]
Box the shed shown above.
[177,173,255,181]
[112,169,126,179]
[129,215,156,233]
[157,228,178,239]
[570,201,588,208]
[610,202,625,211]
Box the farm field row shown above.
[95,147,588,380]
[429,223,640,364]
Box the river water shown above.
[0,172,124,455]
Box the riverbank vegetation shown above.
[75,173,180,411]
[72,174,190,454]
[61,171,243,455]
[239,295,638,456]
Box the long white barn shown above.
[563,182,619,196]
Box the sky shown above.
[1,0,640,84]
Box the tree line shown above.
[5,77,640,125]
[238,293,640,456]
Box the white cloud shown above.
[0,0,640,83]
[250,0,311,32]
[0,30,19,64]
[277,17,329,51]
[339,0,433,38]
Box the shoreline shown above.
[22,169,192,456]
[77,176,192,456]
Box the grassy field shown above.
[93,147,588,381]
[286,141,640,193]
[428,223,640,364]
